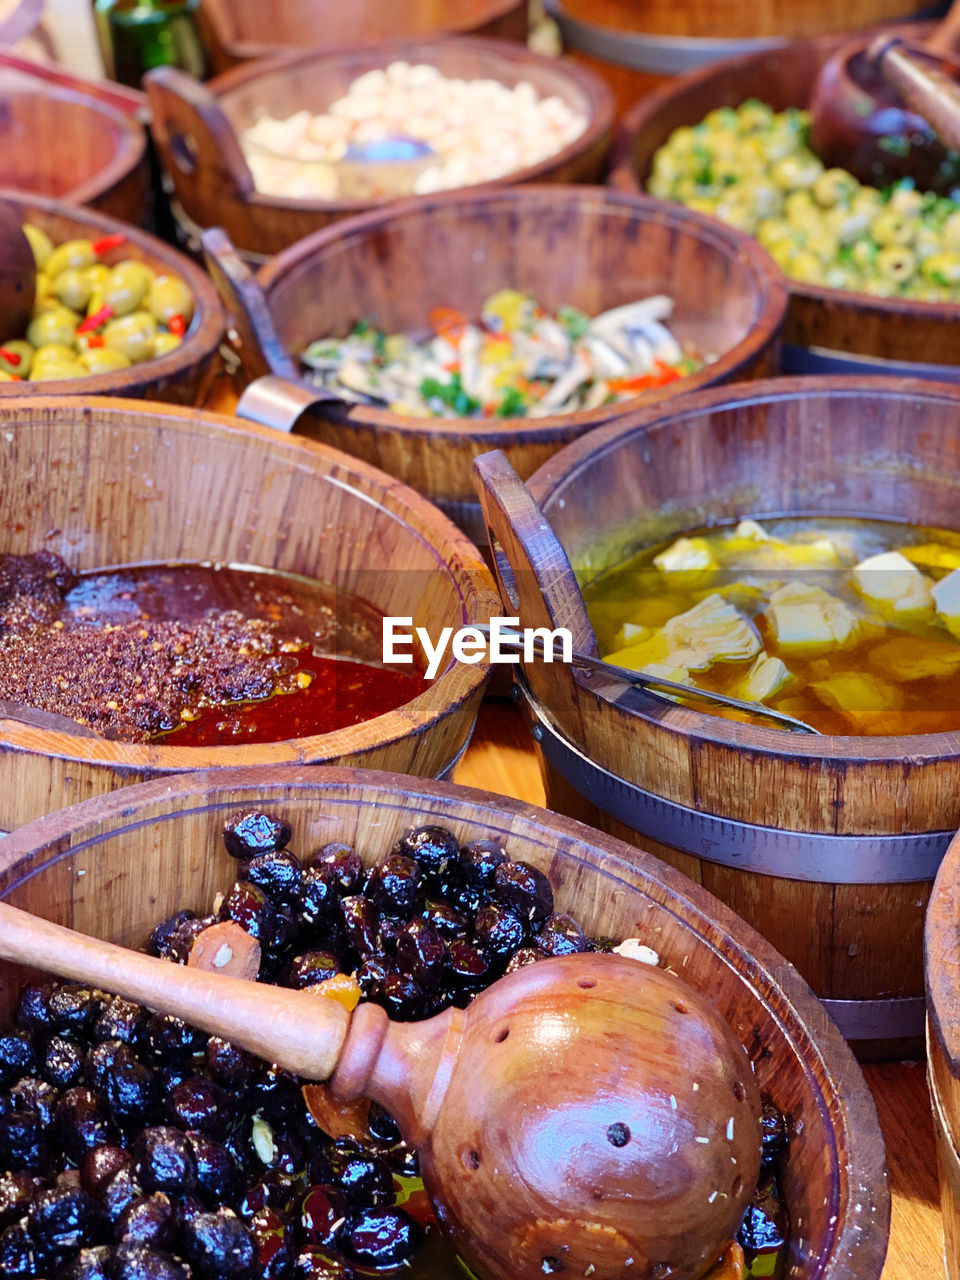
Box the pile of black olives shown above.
[0,813,790,1279]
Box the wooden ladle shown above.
[0,199,35,348]
[809,2,960,190]
[0,898,762,1280]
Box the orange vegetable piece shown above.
[429,306,469,344]
[302,1082,371,1140]
[304,971,362,1012]
[186,921,261,980]
[703,1241,745,1280]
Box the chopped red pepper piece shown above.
[86,335,105,349]
[91,232,127,256]
[77,304,114,335]
[168,314,187,338]
[0,348,21,367]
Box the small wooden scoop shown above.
[0,199,35,348]
[0,896,761,1280]
[809,1,960,189]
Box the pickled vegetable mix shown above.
[301,290,704,419]
[648,100,960,301]
[584,516,960,735]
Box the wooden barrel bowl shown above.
[196,0,528,74]
[548,0,934,118]
[0,399,497,831]
[225,185,786,545]
[0,764,890,1279]
[0,67,147,223]
[925,828,960,1279]
[146,38,615,260]
[606,31,960,379]
[475,375,960,1060]
[0,189,225,405]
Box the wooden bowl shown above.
[233,185,786,544]
[478,375,960,1059]
[0,764,889,1279]
[0,189,225,406]
[0,399,497,831]
[925,828,960,1280]
[147,37,615,260]
[0,68,147,223]
[607,31,960,378]
[196,0,528,73]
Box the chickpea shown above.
[714,201,757,234]
[738,99,775,131]
[26,307,79,350]
[922,252,960,287]
[785,250,824,284]
[771,153,824,191]
[888,186,925,217]
[851,239,879,272]
[942,210,960,251]
[813,168,859,208]
[103,312,158,364]
[756,219,795,251]
[870,210,917,246]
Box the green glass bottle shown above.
[95,0,206,88]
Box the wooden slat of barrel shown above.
[479,376,960,1058]
[0,765,890,1280]
[197,0,528,74]
[0,399,497,829]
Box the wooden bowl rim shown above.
[0,397,497,766]
[257,184,789,441]
[0,190,225,398]
[201,0,528,63]
[526,373,960,763]
[927,829,960,1070]
[606,29,960,331]
[209,35,614,216]
[0,73,148,210]
[0,762,890,1280]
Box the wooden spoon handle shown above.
[0,900,350,1079]
[871,36,960,151]
[926,0,960,57]
[200,227,299,382]
[473,450,597,655]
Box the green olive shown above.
[152,332,183,358]
[147,275,194,328]
[51,268,92,314]
[44,239,97,279]
[812,168,859,209]
[876,244,917,284]
[86,263,111,292]
[30,360,86,382]
[79,348,132,375]
[0,340,33,377]
[23,224,54,269]
[870,210,917,247]
[102,260,155,318]
[922,252,960,287]
[103,311,157,363]
[0,370,19,383]
[32,343,80,366]
[26,307,80,350]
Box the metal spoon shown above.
[477,625,822,735]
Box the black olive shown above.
[219,881,275,943]
[308,1137,394,1206]
[224,813,292,860]
[0,1109,46,1173]
[42,1036,85,1091]
[395,919,448,991]
[292,1244,354,1279]
[188,1132,241,1205]
[55,1088,115,1163]
[145,912,196,960]
[242,851,303,903]
[61,1244,112,1280]
[458,837,508,890]
[181,1208,255,1279]
[0,1171,42,1230]
[314,843,363,895]
[366,1106,402,1147]
[98,1167,144,1225]
[474,902,526,963]
[338,897,379,960]
[248,1206,295,1280]
[737,1170,789,1253]
[355,957,391,1001]
[10,1078,59,1127]
[393,825,459,880]
[420,900,469,940]
[94,1000,147,1048]
[132,1127,197,1196]
[378,973,425,1023]
[295,867,339,929]
[16,983,54,1035]
[535,912,588,957]
[144,1016,206,1068]
[370,855,420,919]
[342,1206,419,1268]
[504,945,542,973]
[106,1242,191,1280]
[494,861,554,926]
[298,1183,348,1247]
[446,939,491,987]
[166,918,218,966]
[205,1039,256,1092]
[0,1028,36,1086]
[102,1057,158,1132]
[48,986,104,1038]
[237,1172,297,1221]
[114,1193,175,1249]
[760,1097,789,1165]
[81,1147,133,1199]
[28,1183,104,1258]
[248,1067,302,1126]
[0,1218,39,1278]
[166,1078,232,1141]
[375,915,405,957]
[285,952,340,991]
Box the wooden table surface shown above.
[456,700,945,1277]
